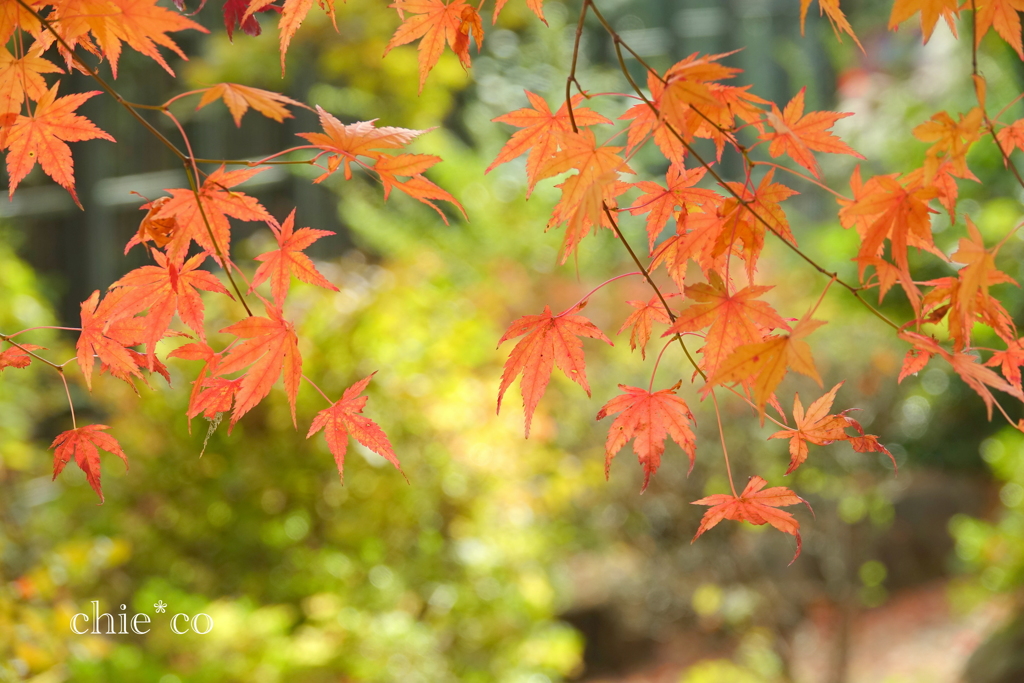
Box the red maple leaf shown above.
[0,45,62,124]
[0,343,45,372]
[215,305,302,428]
[168,341,229,425]
[297,107,464,220]
[306,373,402,482]
[665,272,789,379]
[241,0,336,73]
[196,83,303,127]
[487,91,611,196]
[385,0,474,92]
[497,303,611,438]
[104,251,231,363]
[154,165,272,266]
[596,382,696,491]
[692,475,809,564]
[761,87,863,179]
[249,209,339,307]
[76,290,143,391]
[768,383,855,474]
[627,165,719,251]
[46,0,206,77]
[51,424,128,503]
[618,295,673,360]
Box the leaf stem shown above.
[601,204,707,381]
[648,337,674,393]
[58,367,76,430]
[163,109,254,317]
[7,326,82,338]
[711,390,737,497]
[557,271,641,316]
[302,374,334,406]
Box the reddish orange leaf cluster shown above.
[692,476,809,564]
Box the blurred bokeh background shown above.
[3,0,1024,681]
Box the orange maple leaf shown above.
[596,382,696,491]
[941,217,1015,348]
[2,84,113,207]
[706,314,825,421]
[297,107,464,220]
[619,295,673,360]
[492,0,545,23]
[51,424,128,502]
[986,337,1024,389]
[242,0,337,73]
[452,5,483,67]
[249,209,339,308]
[46,0,206,77]
[996,118,1024,162]
[889,0,959,42]
[487,91,611,196]
[912,108,983,181]
[0,343,45,372]
[650,209,727,288]
[716,169,798,279]
[665,272,789,379]
[104,252,231,363]
[298,107,427,180]
[497,303,612,438]
[799,0,863,49]
[768,383,853,474]
[385,0,474,92]
[628,165,718,251]
[168,341,233,427]
[539,129,631,260]
[125,196,176,254]
[306,373,402,482]
[0,0,43,47]
[0,45,62,124]
[216,305,302,428]
[692,475,808,564]
[620,73,687,165]
[154,165,272,265]
[658,51,742,142]
[195,83,304,127]
[76,290,143,391]
[972,0,1024,58]
[900,331,1024,419]
[839,171,941,313]
[761,87,863,179]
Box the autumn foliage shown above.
[2,0,1024,563]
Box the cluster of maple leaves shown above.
[483,0,1024,560]
[3,0,1024,561]
[0,0,468,500]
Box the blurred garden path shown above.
[585,581,1010,683]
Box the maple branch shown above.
[190,158,316,167]
[750,161,851,200]
[18,0,188,163]
[163,109,254,317]
[711,390,737,497]
[7,327,82,338]
[564,0,590,133]
[590,9,900,333]
[601,204,706,381]
[0,333,63,370]
[968,5,1024,217]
